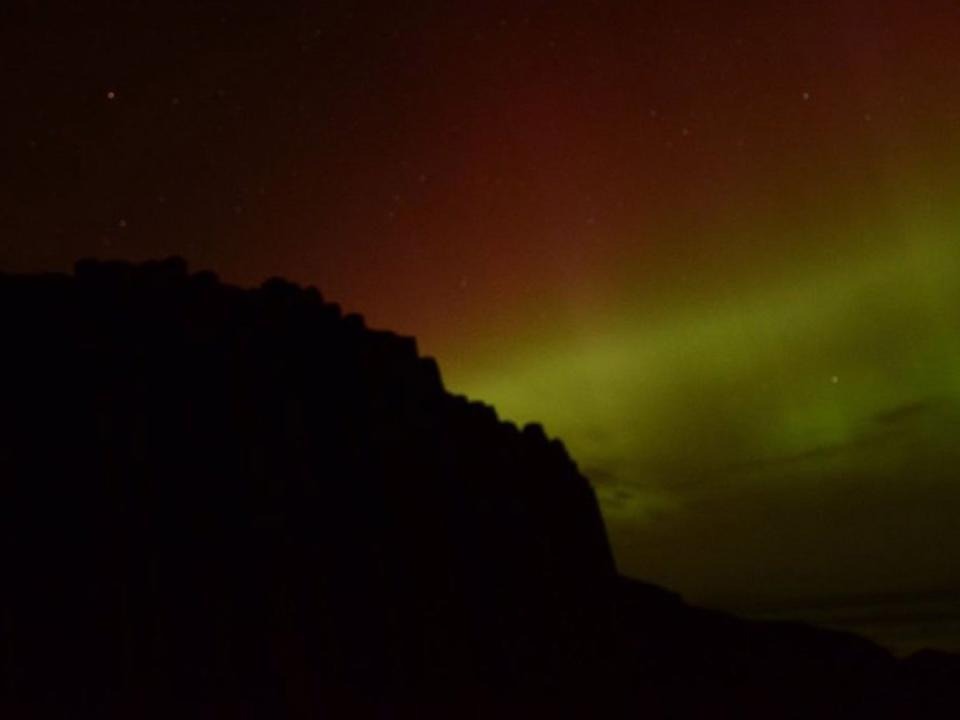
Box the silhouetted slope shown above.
[0,259,956,717]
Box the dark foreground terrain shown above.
[1,259,957,717]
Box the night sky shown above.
[4,1,960,653]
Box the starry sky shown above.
[4,1,960,653]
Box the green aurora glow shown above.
[444,203,960,650]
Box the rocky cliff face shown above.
[0,259,956,717]
[0,258,617,713]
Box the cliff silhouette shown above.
[0,258,956,717]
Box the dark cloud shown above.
[873,399,941,426]
[721,443,848,473]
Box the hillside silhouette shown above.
[0,258,957,717]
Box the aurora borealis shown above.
[4,1,960,652]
